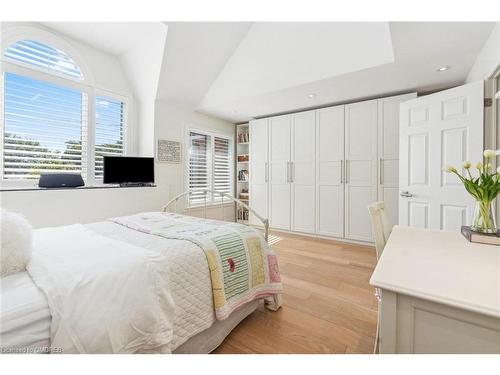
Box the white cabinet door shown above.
[269,114,291,230]
[345,100,378,242]
[378,93,417,227]
[316,106,345,237]
[249,118,268,225]
[399,82,483,230]
[291,110,316,233]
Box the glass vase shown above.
[471,200,497,234]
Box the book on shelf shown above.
[237,207,249,221]
[461,226,500,246]
[237,170,249,182]
[237,132,249,144]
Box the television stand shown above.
[119,182,155,187]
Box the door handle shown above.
[400,191,413,198]
[265,162,268,183]
[292,162,295,183]
[286,162,290,183]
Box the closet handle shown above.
[340,160,344,184]
[379,158,383,185]
[292,162,295,183]
[265,162,269,183]
[286,162,290,183]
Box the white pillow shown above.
[1,210,33,277]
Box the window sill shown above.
[0,184,157,192]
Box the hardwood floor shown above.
[213,231,378,354]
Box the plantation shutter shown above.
[4,40,83,80]
[213,136,232,198]
[94,96,125,179]
[189,131,210,204]
[2,72,86,180]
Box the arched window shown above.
[1,33,127,186]
[4,40,84,80]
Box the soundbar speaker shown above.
[38,173,85,188]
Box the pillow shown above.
[1,210,33,277]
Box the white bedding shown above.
[1,221,217,353]
[0,272,51,352]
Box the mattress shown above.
[0,221,258,353]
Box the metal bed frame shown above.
[162,189,269,242]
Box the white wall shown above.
[120,23,168,156]
[1,187,162,228]
[467,22,500,82]
[154,100,235,202]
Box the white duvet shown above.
[26,223,209,353]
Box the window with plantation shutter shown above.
[1,36,129,186]
[213,136,232,197]
[4,40,83,80]
[2,72,87,180]
[187,130,233,205]
[94,96,125,179]
[188,131,210,204]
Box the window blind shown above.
[187,131,233,205]
[94,96,125,179]
[188,131,211,203]
[213,136,232,198]
[4,40,83,80]
[3,72,86,180]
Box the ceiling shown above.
[157,22,252,108]
[40,22,496,123]
[40,22,164,56]
[196,22,495,122]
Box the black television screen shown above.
[103,156,154,184]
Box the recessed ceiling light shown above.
[437,66,451,72]
[307,93,316,99]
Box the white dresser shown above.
[370,226,500,353]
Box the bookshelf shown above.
[235,123,249,223]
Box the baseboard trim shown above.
[267,228,375,248]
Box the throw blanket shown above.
[110,212,283,319]
[27,225,175,354]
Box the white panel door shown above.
[399,81,484,230]
[316,106,345,237]
[345,100,378,242]
[291,110,316,233]
[378,93,417,226]
[269,114,291,230]
[249,118,268,225]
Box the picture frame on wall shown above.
[157,139,182,163]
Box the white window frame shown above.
[185,127,234,207]
[92,89,129,185]
[0,32,129,188]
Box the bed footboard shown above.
[162,189,269,242]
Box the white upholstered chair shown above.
[367,201,393,354]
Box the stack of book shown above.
[238,132,249,143]
[461,226,500,245]
[238,170,249,181]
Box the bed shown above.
[0,190,282,354]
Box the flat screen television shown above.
[103,156,155,186]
